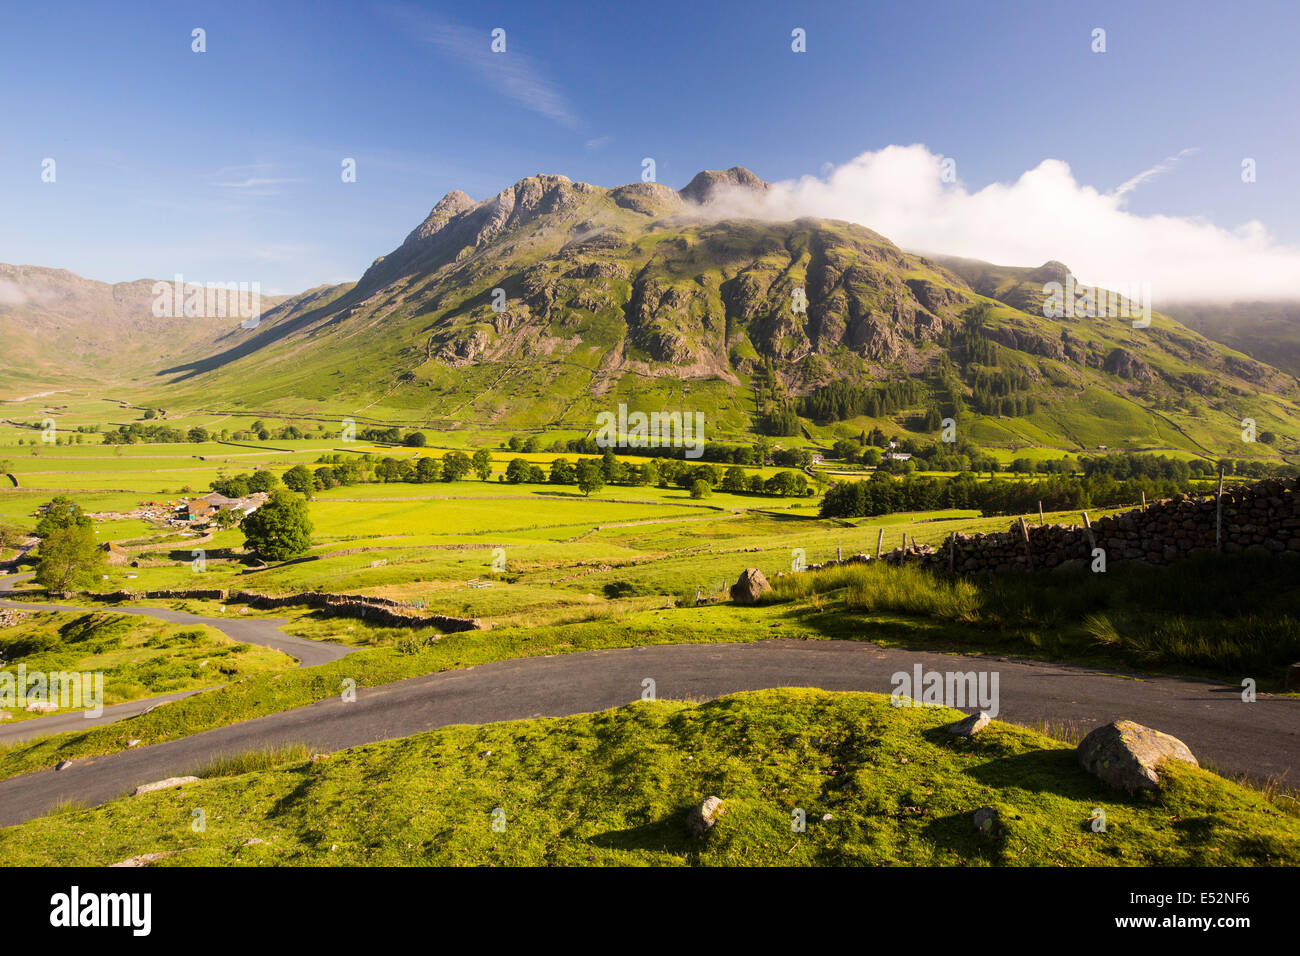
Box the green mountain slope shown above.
[8,169,1299,456]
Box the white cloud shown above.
[209,164,302,194]
[0,279,29,306]
[692,144,1300,302]
[1113,147,1198,198]
[391,6,579,129]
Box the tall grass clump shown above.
[843,564,982,622]
[196,743,316,778]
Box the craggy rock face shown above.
[1076,719,1199,791]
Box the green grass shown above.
[766,551,1300,685]
[2,689,1295,866]
[0,610,294,718]
[196,743,317,779]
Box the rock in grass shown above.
[131,775,200,796]
[110,850,182,867]
[687,796,725,837]
[945,712,990,736]
[1286,663,1300,691]
[1077,720,1198,792]
[729,568,771,604]
[973,806,999,834]
[55,760,74,771]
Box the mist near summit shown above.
[691,144,1300,302]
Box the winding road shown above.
[0,573,354,746]
[0,575,1298,829]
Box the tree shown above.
[690,479,711,499]
[247,470,279,493]
[0,522,26,552]
[601,448,619,482]
[213,508,243,530]
[212,475,251,498]
[549,457,575,484]
[404,431,427,447]
[471,448,493,480]
[282,464,316,498]
[505,458,531,483]
[241,490,312,561]
[721,466,748,492]
[576,459,605,496]
[441,451,471,482]
[34,525,103,592]
[35,496,91,538]
[415,457,441,483]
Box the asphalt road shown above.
[0,573,354,745]
[0,637,1295,828]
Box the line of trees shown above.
[280,449,812,499]
[800,380,928,423]
[819,470,1212,519]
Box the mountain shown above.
[0,264,289,393]
[1160,301,1300,379]
[7,169,1300,455]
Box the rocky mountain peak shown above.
[403,190,475,246]
[679,166,770,204]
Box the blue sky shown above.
[1,0,1297,296]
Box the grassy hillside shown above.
[67,171,1294,459]
[2,689,1295,866]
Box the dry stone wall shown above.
[804,478,1300,576]
[60,587,485,632]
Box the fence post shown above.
[1082,511,1095,554]
[837,545,842,563]
[1038,500,1045,526]
[876,527,884,559]
[948,534,956,572]
[1018,516,1034,570]
[1216,465,1225,552]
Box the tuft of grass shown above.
[48,797,90,815]
[195,743,316,779]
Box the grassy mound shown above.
[2,689,1296,866]
[0,610,293,718]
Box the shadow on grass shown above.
[587,811,698,859]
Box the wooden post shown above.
[1082,511,1096,554]
[1215,465,1225,553]
[948,534,956,572]
[901,532,908,554]
[1018,516,1034,569]
[1141,491,1147,509]
[1038,501,1045,526]
[837,545,842,563]
[876,527,884,559]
